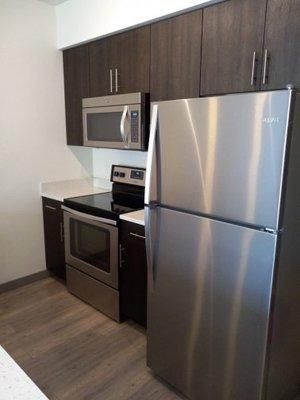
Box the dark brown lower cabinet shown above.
[120,221,147,327]
[42,197,66,280]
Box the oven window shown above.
[87,112,123,142]
[70,219,110,273]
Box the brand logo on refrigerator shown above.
[262,117,280,124]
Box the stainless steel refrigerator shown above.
[144,89,300,400]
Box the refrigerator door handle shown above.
[145,104,158,206]
[145,206,157,292]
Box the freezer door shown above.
[150,90,292,229]
[147,207,277,400]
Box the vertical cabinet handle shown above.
[109,69,113,93]
[250,51,258,86]
[115,68,119,93]
[262,49,270,85]
[60,222,64,243]
[119,244,125,267]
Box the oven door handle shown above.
[120,105,129,148]
[62,206,117,226]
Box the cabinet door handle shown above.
[115,68,119,93]
[119,244,125,267]
[109,69,113,93]
[60,222,64,243]
[250,51,258,86]
[130,232,145,240]
[45,205,56,211]
[262,49,270,85]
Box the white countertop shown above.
[40,177,111,202]
[120,209,145,226]
[0,346,48,400]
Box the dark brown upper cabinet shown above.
[262,0,300,90]
[201,0,267,96]
[63,45,89,145]
[150,10,202,102]
[89,26,150,97]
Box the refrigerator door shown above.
[147,207,277,400]
[149,90,292,229]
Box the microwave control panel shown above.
[111,165,145,187]
[130,110,139,143]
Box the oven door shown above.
[82,104,141,149]
[63,207,118,289]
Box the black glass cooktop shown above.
[64,191,143,221]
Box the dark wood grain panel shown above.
[116,26,150,94]
[63,45,89,145]
[201,0,267,95]
[150,10,202,101]
[89,36,115,97]
[263,0,300,90]
[120,222,147,327]
[42,198,66,280]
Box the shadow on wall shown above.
[69,146,94,177]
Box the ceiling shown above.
[38,0,68,5]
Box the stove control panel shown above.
[111,165,145,187]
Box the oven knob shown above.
[119,172,125,178]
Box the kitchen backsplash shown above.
[92,148,148,179]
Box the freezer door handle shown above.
[145,104,158,205]
[145,206,157,292]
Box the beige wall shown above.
[0,0,93,285]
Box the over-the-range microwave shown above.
[82,92,149,150]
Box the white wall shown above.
[93,149,147,179]
[0,0,93,285]
[56,0,222,49]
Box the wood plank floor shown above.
[0,277,182,400]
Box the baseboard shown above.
[0,270,49,294]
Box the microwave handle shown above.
[120,105,129,148]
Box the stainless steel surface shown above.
[110,69,113,93]
[265,92,300,400]
[61,205,117,226]
[82,93,142,108]
[145,104,158,205]
[144,206,156,292]
[82,102,142,150]
[251,51,258,86]
[66,265,120,322]
[115,68,119,93]
[60,222,64,243]
[262,49,270,85]
[120,105,129,148]
[151,90,292,229]
[147,207,277,400]
[45,205,57,211]
[64,210,119,289]
[112,165,146,187]
[129,232,145,239]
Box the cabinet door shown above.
[89,36,116,97]
[90,27,150,97]
[150,11,202,102]
[120,222,147,327]
[115,26,150,94]
[201,0,267,96]
[42,198,66,280]
[262,0,300,90]
[63,45,89,145]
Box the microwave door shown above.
[83,105,126,149]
